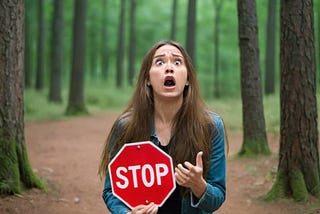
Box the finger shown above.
[183,161,194,169]
[177,163,189,174]
[175,172,185,185]
[196,151,203,169]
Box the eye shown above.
[155,59,164,66]
[174,59,182,65]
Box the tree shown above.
[318,1,320,83]
[116,0,126,88]
[88,7,98,80]
[101,0,109,80]
[264,0,277,95]
[24,0,32,88]
[186,0,196,66]
[170,0,178,41]
[0,0,45,194]
[265,0,319,201]
[128,0,136,86]
[66,0,88,115]
[49,0,64,103]
[237,0,270,156]
[213,0,224,98]
[35,0,45,90]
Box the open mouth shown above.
[164,76,176,87]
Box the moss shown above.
[289,170,308,202]
[238,138,272,157]
[263,169,288,201]
[0,139,21,194]
[263,169,310,202]
[0,139,46,195]
[16,143,47,191]
[65,104,89,116]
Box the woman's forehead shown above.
[154,44,182,57]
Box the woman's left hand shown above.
[174,151,207,198]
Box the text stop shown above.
[116,163,169,189]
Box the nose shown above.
[165,61,174,73]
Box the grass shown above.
[206,94,280,134]
[26,82,320,138]
[24,83,132,121]
[24,83,282,136]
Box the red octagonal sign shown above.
[108,141,176,209]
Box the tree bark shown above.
[66,0,88,115]
[265,0,320,201]
[24,0,32,88]
[186,0,196,66]
[116,0,126,88]
[213,0,224,98]
[264,0,277,95]
[0,0,45,194]
[35,0,44,90]
[170,0,178,41]
[49,0,64,103]
[128,0,136,86]
[237,0,270,156]
[101,0,109,80]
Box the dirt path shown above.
[0,113,318,214]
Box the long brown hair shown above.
[98,40,215,197]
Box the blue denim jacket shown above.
[102,112,226,214]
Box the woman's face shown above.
[148,44,189,101]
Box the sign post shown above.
[108,141,176,209]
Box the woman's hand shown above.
[174,151,207,198]
[127,202,158,214]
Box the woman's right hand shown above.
[127,202,158,214]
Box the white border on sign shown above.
[108,141,176,209]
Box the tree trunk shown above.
[186,0,196,66]
[88,7,98,80]
[35,0,44,90]
[66,0,88,115]
[49,0,63,103]
[265,0,320,202]
[116,0,125,88]
[318,1,320,84]
[237,0,270,156]
[170,0,178,41]
[264,0,277,95]
[101,0,109,80]
[213,0,223,98]
[24,0,32,88]
[128,0,136,86]
[0,0,45,194]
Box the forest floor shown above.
[0,112,320,214]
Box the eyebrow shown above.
[153,53,183,59]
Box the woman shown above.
[98,40,226,214]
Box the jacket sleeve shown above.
[190,113,226,212]
[102,172,131,214]
[102,118,131,214]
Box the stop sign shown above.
[108,141,176,209]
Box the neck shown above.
[154,96,183,125]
